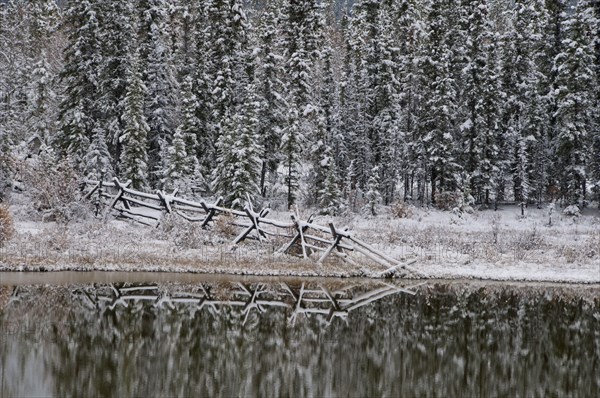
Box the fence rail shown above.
[82,177,424,278]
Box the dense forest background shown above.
[0,0,599,213]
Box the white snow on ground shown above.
[1,195,599,284]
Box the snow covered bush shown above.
[0,204,15,244]
[562,205,581,217]
[19,147,88,223]
[363,169,381,216]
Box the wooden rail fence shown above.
[82,177,424,278]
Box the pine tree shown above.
[369,3,401,204]
[337,11,361,195]
[165,127,189,191]
[57,0,101,165]
[191,1,214,176]
[310,42,339,207]
[138,0,178,185]
[211,103,262,208]
[497,0,547,204]
[319,162,343,216]
[166,77,204,195]
[84,125,113,181]
[420,0,460,204]
[27,52,57,146]
[554,0,597,205]
[459,0,487,202]
[172,0,197,81]
[281,0,322,208]
[478,27,503,205]
[541,0,568,198]
[256,7,286,197]
[363,166,381,216]
[172,75,202,184]
[390,0,424,203]
[592,1,600,204]
[282,108,302,209]
[120,55,150,190]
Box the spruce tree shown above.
[27,52,57,146]
[138,0,178,185]
[57,0,101,165]
[363,166,382,216]
[256,7,286,197]
[459,0,488,202]
[120,55,150,190]
[420,0,460,204]
[96,1,137,167]
[391,0,424,203]
[165,127,189,192]
[281,0,322,208]
[84,125,113,181]
[592,1,600,204]
[319,162,343,216]
[554,0,597,205]
[211,102,262,208]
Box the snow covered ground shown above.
[1,198,598,284]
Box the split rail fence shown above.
[82,177,424,278]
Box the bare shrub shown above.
[0,204,15,244]
[157,213,205,249]
[436,191,461,211]
[582,234,599,260]
[18,150,88,223]
[562,247,577,263]
[391,201,413,219]
[215,212,236,237]
[156,213,178,238]
[513,224,543,251]
[0,154,16,202]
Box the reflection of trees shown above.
[0,281,598,396]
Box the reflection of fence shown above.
[82,178,423,277]
[73,282,423,325]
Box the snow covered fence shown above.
[82,178,424,277]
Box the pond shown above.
[0,273,598,397]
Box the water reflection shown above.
[0,280,598,397]
[72,281,420,325]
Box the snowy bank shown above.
[1,199,598,284]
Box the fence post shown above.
[95,169,105,217]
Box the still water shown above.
[0,273,598,397]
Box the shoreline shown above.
[1,270,599,290]
[1,259,598,285]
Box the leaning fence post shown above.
[95,169,105,217]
